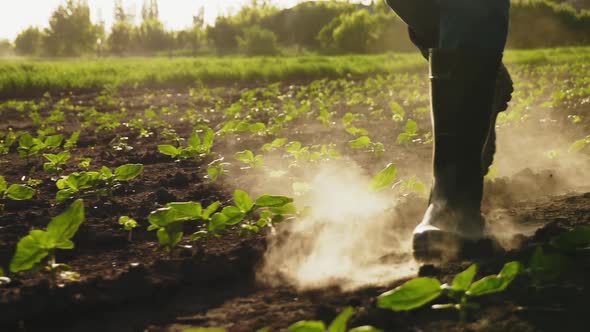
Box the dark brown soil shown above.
[0,86,589,332]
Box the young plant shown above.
[17,132,64,158]
[43,151,71,173]
[148,201,221,251]
[377,262,524,322]
[369,164,397,192]
[206,158,229,182]
[119,216,139,242]
[286,307,382,332]
[158,127,215,160]
[235,150,264,169]
[10,200,85,284]
[0,175,35,203]
[56,164,144,203]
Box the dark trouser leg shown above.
[386,0,511,260]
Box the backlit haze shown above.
[0,0,369,41]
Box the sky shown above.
[0,0,339,41]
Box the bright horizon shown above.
[0,0,369,41]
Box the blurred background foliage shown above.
[2,0,590,57]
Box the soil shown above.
[1,85,589,332]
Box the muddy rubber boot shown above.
[413,49,503,261]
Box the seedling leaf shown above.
[377,277,442,311]
[221,206,246,225]
[6,184,35,200]
[46,199,85,245]
[369,164,397,192]
[114,164,144,181]
[451,264,477,291]
[158,145,180,157]
[166,202,203,221]
[0,176,6,193]
[286,321,326,332]
[10,231,50,272]
[234,190,254,212]
[202,201,221,220]
[467,262,523,297]
[328,306,353,332]
[255,195,293,208]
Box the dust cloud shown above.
[255,161,418,291]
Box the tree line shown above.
[5,0,590,57]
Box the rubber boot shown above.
[413,49,503,261]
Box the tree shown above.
[43,0,101,56]
[14,27,44,56]
[319,9,380,54]
[237,25,280,56]
[0,39,12,56]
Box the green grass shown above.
[1,47,589,99]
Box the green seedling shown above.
[119,216,139,242]
[235,150,264,169]
[148,191,294,251]
[397,119,418,144]
[64,130,81,150]
[148,201,221,251]
[10,200,85,285]
[286,307,382,332]
[43,151,71,173]
[0,176,35,210]
[219,120,266,136]
[0,128,17,154]
[369,164,397,192]
[348,136,385,158]
[378,262,524,322]
[56,164,144,203]
[158,127,215,160]
[261,138,287,152]
[206,158,229,182]
[17,132,64,158]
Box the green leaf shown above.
[451,264,477,291]
[349,136,372,149]
[328,307,353,332]
[10,230,50,273]
[189,231,208,242]
[46,199,85,245]
[202,201,221,220]
[114,164,144,181]
[349,328,383,332]
[0,175,6,193]
[551,226,590,251]
[254,195,294,208]
[44,134,64,148]
[208,212,229,233]
[166,202,203,221]
[149,208,180,227]
[286,321,326,332]
[234,190,254,212]
[6,184,35,200]
[221,206,246,225]
[269,203,298,215]
[467,262,523,297]
[158,145,180,157]
[249,122,266,133]
[181,328,227,332]
[202,127,215,152]
[529,247,567,284]
[56,188,76,203]
[377,277,442,311]
[235,150,255,162]
[188,131,201,149]
[55,239,75,249]
[369,164,397,192]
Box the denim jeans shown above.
[385,0,510,51]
